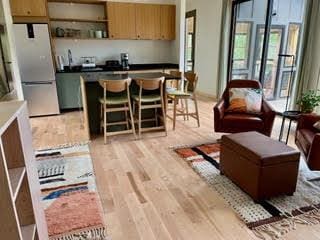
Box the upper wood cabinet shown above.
[160,5,176,40]
[107,2,175,40]
[107,2,136,40]
[135,4,161,40]
[10,0,47,17]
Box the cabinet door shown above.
[56,73,83,110]
[160,5,176,40]
[10,0,47,17]
[107,2,136,39]
[135,4,161,40]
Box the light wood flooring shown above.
[30,97,320,240]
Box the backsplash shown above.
[54,39,177,66]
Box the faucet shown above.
[68,49,73,70]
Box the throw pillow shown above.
[226,88,263,114]
[314,120,320,131]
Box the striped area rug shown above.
[36,144,109,240]
[173,142,320,240]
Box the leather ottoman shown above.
[220,131,300,202]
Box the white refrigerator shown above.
[13,24,60,117]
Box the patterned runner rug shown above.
[36,144,108,240]
[173,142,320,240]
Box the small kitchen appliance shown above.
[81,56,96,68]
[56,55,64,71]
[120,53,129,70]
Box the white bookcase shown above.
[0,101,48,240]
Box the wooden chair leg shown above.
[185,99,189,120]
[161,95,167,136]
[100,104,103,134]
[155,101,158,126]
[193,96,200,127]
[124,103,129,130]
[128,99,137,140]
[180,98,186,121]
[164,92,168,114]
[138,101,142,139]
[173,97,177,130]
[104,104,107,144]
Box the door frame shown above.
[185,9,196,73]
[227,0,275,85]
[253,24,285,100]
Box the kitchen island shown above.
[80,72,180,139]
[56,63,179,110]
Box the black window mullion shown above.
[259,0,274,86]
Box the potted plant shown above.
[297,90,320,113]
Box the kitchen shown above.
[9,0,182,125]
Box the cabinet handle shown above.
[27,10,31,15]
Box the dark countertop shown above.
[82,72,180,83]
[57,63,179,73]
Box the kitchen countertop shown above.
[82,72,181,83]
[56,63,179,73]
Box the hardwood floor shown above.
[30,97,320,240]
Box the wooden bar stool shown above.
[132,77,167,138]
[99,78,136,144]
[165,70,183,112]
[167,72,200,130]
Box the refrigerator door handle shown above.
[22,81,54,85]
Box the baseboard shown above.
[196,90,217,101]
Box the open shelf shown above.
[15,175,35,231]
[21,224,36,240]
[1,119,25,170]
[50,17,108,23]
[9,167,26,200]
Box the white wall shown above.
[54,39,175,65]
[50,0,181,65]
[186,0,223,98]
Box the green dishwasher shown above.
[56,73,83,110]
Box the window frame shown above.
[184,9,197,73]
[279,70,296,98]
[232,21,253,71]
[284,22,301,68]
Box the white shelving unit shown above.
[0,101,48,240]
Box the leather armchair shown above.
[295,114,320,170]
[214,80,276,136]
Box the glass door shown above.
[185,10,196,72]
[266,0,305,112]
[254,26,284,100]
[229,0,268,81]
[228,0,306,113]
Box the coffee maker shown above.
[120,53,129,70]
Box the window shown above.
[232,73,249,80]
[232,22,252,70]
[280,71,295,98]
[285,23,301,67]
[185,10,196,72]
